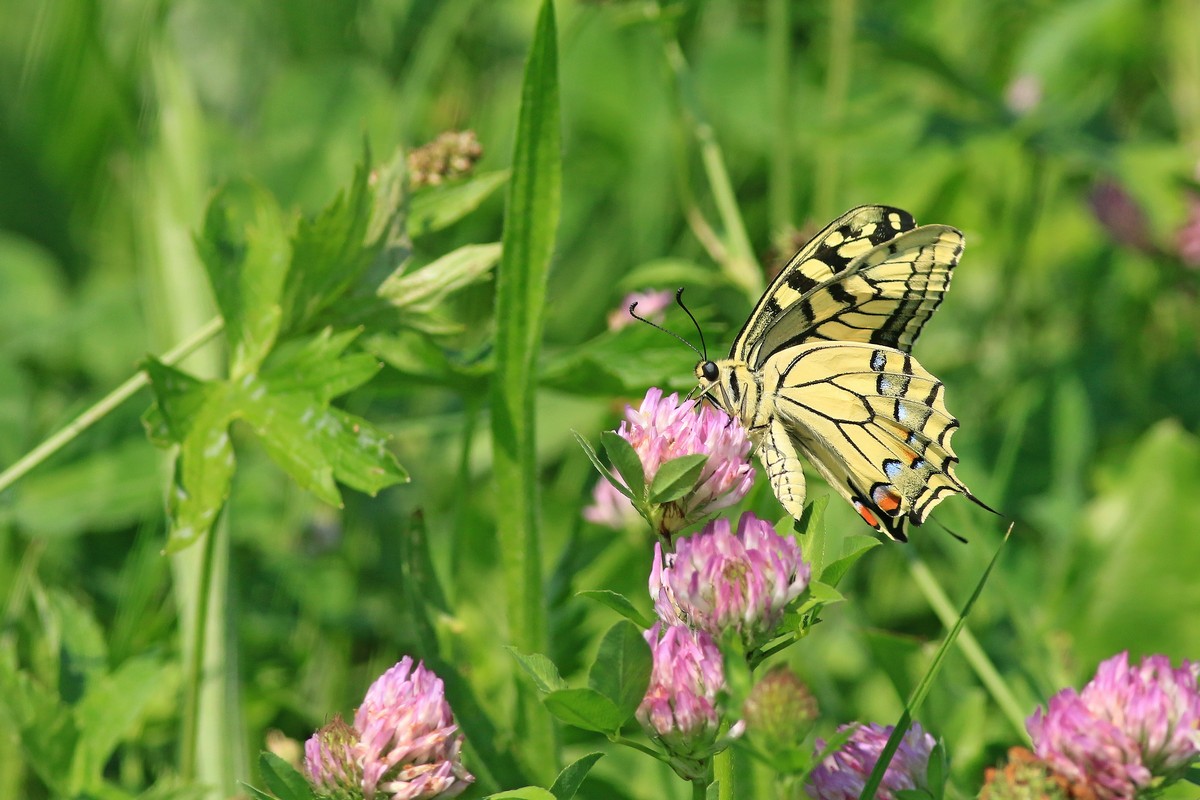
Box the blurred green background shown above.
[2,0,1199,798]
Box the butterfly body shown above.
[695,205,988,541]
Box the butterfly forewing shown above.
[694,205,986,538]
[750,224,963,366]
[731,205,917,363]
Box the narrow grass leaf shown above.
[859,528,1011,800]
[489,0,561,770]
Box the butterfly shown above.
[690,205,991,541]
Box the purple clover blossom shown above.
[590,387,754,538]
[806,722,937,800]
[609,288,674,330]
[354,658,474,800]
[651,512,810,648]
[1028,651,1200,799]
[637,622,727,777]
[303,715,362,800]
[583,478,641,529]
[1028,690,1148,800]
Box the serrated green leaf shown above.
[543,688,625,734]
[320,407,409,494]
[0,660,76,794]
[237,388,341,507]
[408,170,510,237]
[508,648,569,694]
[141,359,212,445]
[259,752,316,800]
[549,753,604,800]
[379,242,502,311]
[196,180,290,379]
[576,589,653,628]
[648,453,708,504]
[164,382,238,553]
[282,153,377,334]
[820,536,880,588]
[601,431,645,500]
[261,328,380,401]
[72,656,169,792]
[589,620,652,722]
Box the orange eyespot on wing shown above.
[852,499,881,530]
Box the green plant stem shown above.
[661,35,762,300]
[178,514,219,780]
[767,0,794,235]
[692,777,708,800]
[715,746,733,800]
[906,551,1030,741]
[813,0,855,219]
[0,316,224,495]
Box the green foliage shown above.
[4,0,1200,798]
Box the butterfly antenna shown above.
[629,295,704,360]
[674,287,709,361]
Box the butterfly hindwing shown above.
[763,341,972,541]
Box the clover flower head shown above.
[303,715,362,800]
[637,622,726,772]
[806,722,936,800]
[743,665,819,751]
[979,747,1072,800]
[651,512,810,648]
[594,387,753,537]
[1028,651,1200,798]
[354,658,474,800]
[583,478,641,529]
[1027,689,1147,800]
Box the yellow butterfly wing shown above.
[761,341,980,541]
[731,205,962,369]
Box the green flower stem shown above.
[692,777,708,800]
[905,551,1030,740]
[0,315,224,495]
[714,745,733,800]
[661,34,762,300]
[812,0,855,220]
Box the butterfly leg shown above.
[762,418,808,521]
